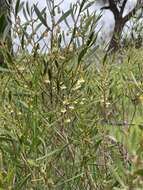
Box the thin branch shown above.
[123,7,136,23]
[120,0,128,16]
[123,0,143,23]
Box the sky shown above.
[22,0,137,25]
[14,0,138,51]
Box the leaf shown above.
[19,100,29,109]
[15,174,31,190]
[0,67,14,73]
[21,25,27,49]
[78,31,95,64]
[138,124,143,131]
[134,169,143,176]
[0,14,7,34]
[15,0,20,17]
[138,95,143,104]
[26,1,30,16]
[56,173,84,187]
[82,1,95,12]
[35,23,43,32]
[63,16,71,29]
[82,15,94,34]
[94,139,102,151]
[56,9,72,25]
[58,34,62,48]
[110,166,125,187]
[78,47,88,64]
[5,168,15,185]
[79,0,86,13]
[6,51,13,64]
[36,148,62,161]
[23,7,29,21]
[15,0,24,17]
[131,72,143,93]
[89,34,98,47]
[27,159,39,167]
[34,5,50,30]
[86,31,94,46]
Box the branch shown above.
[101,0,120,20]
[101,6,110,10]
[120,0,128,16]
[108,0,120,20]
[123,0,143,23]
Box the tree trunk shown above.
[101,0,143,52]
[108,18,125,51]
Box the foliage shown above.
[0,0,143,189]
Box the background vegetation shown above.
[0,0,143,189]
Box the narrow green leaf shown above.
[15,0,20,18]
[0,67,14,73]
[78,47,88,64]
[86,31,94,46]
[56,173,84,187]
[36,148,62,161]
[82,1,94,12]
[56,9,72,25]
[26,1,30,16]
[95,139,102,151]
[15,174,31,190]
[0,14,7,34]
[138,124,143,131]
[79,0,86,13]
[34,5,50,30]
[23,7,29,21]
[134,169,143,176]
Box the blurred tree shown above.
[0,0,12,66]
[99,0,143,51]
